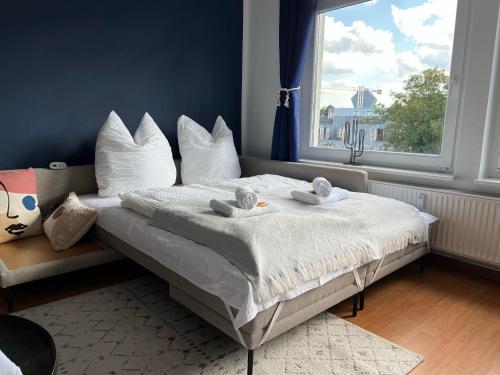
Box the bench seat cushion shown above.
[0,234,122,288]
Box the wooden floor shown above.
[2,258,499,374]
[330,261,500,375]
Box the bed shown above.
[34,156,431,375]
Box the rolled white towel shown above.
[312,177,333,197]
[210,199,281,218]
[235,186,258,210]
[291,188,350,205]
[0,350,23,375]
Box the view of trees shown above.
[377,68,449,154]
[320,105,334,116]
[318,68,449,154]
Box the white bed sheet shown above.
[80,194,361,328]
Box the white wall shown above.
[242,0,500,196]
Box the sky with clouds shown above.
[319,0,458,108]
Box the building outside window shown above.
[318,88,387,151]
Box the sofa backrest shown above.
[31,157,367,213]
[35,165,97,212]
[35,160,182,212]
[240,157,368,193]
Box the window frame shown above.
[486,5,500,179]
[300,0,471,172]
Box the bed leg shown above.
[5,287,13,313]
[359,290,365,310]
[247,349,254,375]
[352,293,358,317]
[419,255,426,274]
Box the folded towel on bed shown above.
[312,177,333,197]
[0,351,22,375]
[235,186,258,209]
[210,199,281,218]
[291,188,350,205]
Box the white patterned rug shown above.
[16,276,422,374]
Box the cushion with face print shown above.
[0,168,42,243]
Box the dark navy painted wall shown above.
[0,0,242,170]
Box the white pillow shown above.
[178,115,240,185]
[95,111,176,196]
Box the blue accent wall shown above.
[0,0,242,170]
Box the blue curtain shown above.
[271,0,318,162]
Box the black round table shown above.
[0,314,57,375]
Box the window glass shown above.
[315,0,458,155]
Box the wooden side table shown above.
[0,234,121,313]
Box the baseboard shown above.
[428,251,500,282]
[431,249,500,272]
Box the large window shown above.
[301,0,469,171]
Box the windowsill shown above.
[300,158,456,182]
[473,178,500,187]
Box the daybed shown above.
[30,157,429,375]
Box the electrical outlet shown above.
[416,193,426,210]
[49,161,67,170]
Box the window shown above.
[301,0,469,172]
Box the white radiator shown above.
[368,180,500,268]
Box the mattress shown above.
[80,194,361,328]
